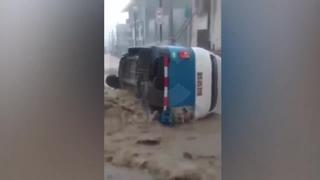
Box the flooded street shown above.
[105,54,155,180]
[105,164,154,180]
[104,54,221,180]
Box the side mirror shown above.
[106,75,120,89]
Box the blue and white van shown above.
[106,46,221,126]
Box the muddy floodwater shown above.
[105,164,154,180]
[104,54,221,180]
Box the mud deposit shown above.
[105,164,154,180]
[104,85,221,180]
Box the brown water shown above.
[105,164,154,180]
[104,54,221,180]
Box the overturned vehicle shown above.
[106,46,221,126]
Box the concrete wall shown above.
[191,0,209,48]
[191,15,208,47]
[210,0,221,51]
[190,0,221,52]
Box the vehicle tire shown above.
[106,75,120,89]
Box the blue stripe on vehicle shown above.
[167,47,195,107]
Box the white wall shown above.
[191,0,221,51]
[212,0,221,50]
[191,0,208,47]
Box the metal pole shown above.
[207,0,212,50]
[188,0,193,47]
[133,9,137,47]
[169,0,174,45]
[159,0,163,43]
[135,13,137,46]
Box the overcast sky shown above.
[104,0,130,40]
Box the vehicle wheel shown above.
[106,75,120,89]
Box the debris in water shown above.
[196,155,216,159]
[186,136,197,141]
[136,135,161,146]
[105,156,113,162]
[183,152,193,160]
[168,162,202,180]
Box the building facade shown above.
[124,0,192,46]
[116,0,221,54]
[115,24,131,57]
[191,0,221,54]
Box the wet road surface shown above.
[105,164,154,180]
